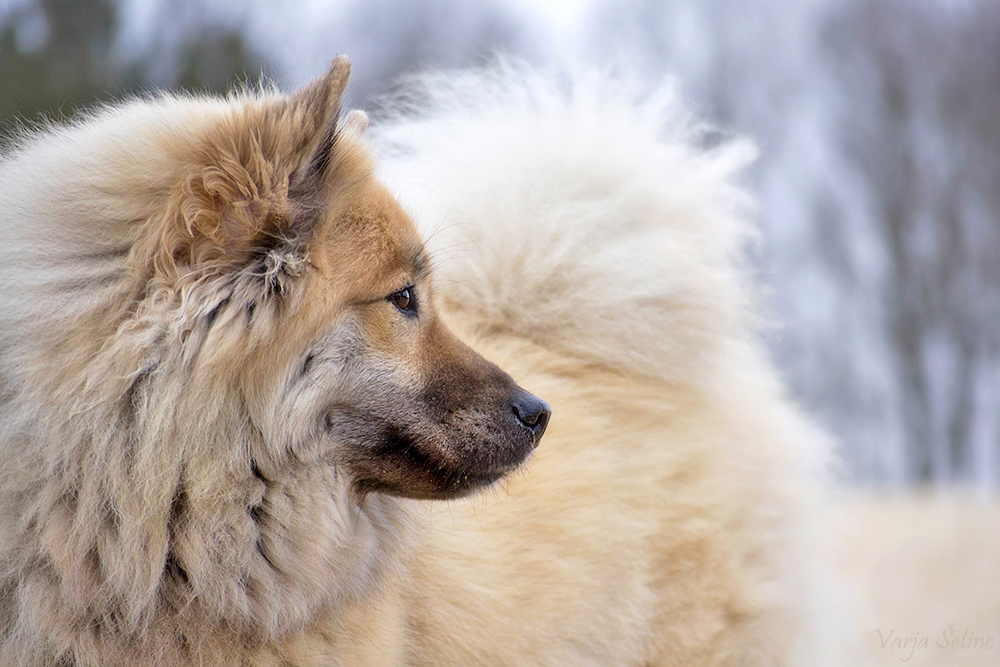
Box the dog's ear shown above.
[288,55,352,189]
[141,57,355,295]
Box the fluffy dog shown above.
[371,65,853,667]
[0,58,849,666]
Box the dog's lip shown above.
[443,458,522,491]
[354,473,499,500]
[352,456,527,500]
[452,470,505,489]
[460,452,535,487]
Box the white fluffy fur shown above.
[374,64,855,666]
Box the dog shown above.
[0,57,850,665]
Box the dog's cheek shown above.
[251,321,367,466]
[323,380,432,459]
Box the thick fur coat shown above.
[374,65,852,667]
[0,59,850,665]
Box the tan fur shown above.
[0,59,850,666]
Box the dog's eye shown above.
[388,286,417,316]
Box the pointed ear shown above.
[142,57,354,284]
[341,109,368,136]
[290,55,352,184]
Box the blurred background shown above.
[2,0,999,493]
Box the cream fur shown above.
[0,62,852,666]
[375,64,854,666]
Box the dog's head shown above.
[6,57,548,650]
[137,56,549,501]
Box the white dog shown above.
[370,63,855,666]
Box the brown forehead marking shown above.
[308,173,429,307]
[300,131,429,290]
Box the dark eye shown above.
[388,286,417,315]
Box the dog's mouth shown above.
[351,425,538,500]
[354,467,511,500]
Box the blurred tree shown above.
[273,0,540,108]
[0,0,268,133]
[827,0,1000,483]
[0,0,124,125]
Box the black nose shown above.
[510,389,551,441]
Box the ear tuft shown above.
[261,245,309,296]
[144,145,296,286]
[189,162,287,246]
[325,54,352,98]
